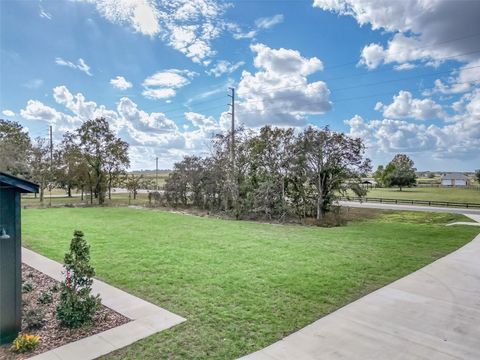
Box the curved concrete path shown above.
[241,212,480,360]
[22,248,186,360]
[339,200,480,216]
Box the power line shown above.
[235,50,480,99]
[232,77,480,115]
[239,65,480,106]
[324,31,480,71]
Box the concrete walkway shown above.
[339,200,480,216]
[22,248,186,360]
[241,215,480,360]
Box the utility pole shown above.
[228,87,239,217]
[49,125,53,207]
[228,87,235,165]
[155,157,158,191]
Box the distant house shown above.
[361,179,377,189]
[441,173,469,187]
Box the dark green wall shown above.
[0,188,21,344]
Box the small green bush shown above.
[56,230,100,328]
[22,282,33,293]
[38,291,53,304]
[50,283,60,292]
[24,309,46,330]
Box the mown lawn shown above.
[360,186,480,204]
[22,207,479,359]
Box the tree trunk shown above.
[316,176,323,220]
[67,185,72,198]
[108,172,112,200]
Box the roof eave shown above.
[0,172,39,193]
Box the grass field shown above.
[359,187,480,204]
[21,208,478,359]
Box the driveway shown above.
[240,212,480,360]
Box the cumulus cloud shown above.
[185,111,219,131]
[430,59,480,95]
[346,89,480,160]
[117,97,177,133]
[110,76,133,90]
[83,0,160,36]
[82,0,229,64]
[55,57,92,76]
[232,14,284,39]
[20,99,78,131]
[230,43,331,127]
[375,91,445,121]
[141,69,196,99]
[2,110,15,117]
[19,85,221,168]
[206,60,245,77]
[314,0,480,69]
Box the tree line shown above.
[0,118,131,205]
[161,125,372,221]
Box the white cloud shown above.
[117,97,177,133]
[232,14,284,39]
[2,110,15,117]
[84,0,160,36]
[55,57,92,76]
[141,69,196,99]
[19,85,221,168]
[39,6,52,20]
[142,88,177,100]
[83,0,229,64]
[375,91,445,121]
[20,100,78,131]
[345,88,480,160]
[20,100,61,122]
[185,111,219,130]
[206,60,245,77]
[23,79,44,89]
[230,43,331,127]
[255,14,284,30]
[430,59,480,95]
[314,0,480,78]
[110,76,133,90]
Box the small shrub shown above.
[22,282,33,293]
[11,334,40,353]
[38,291,53,304]
[50,283,60,292]
[56,230,101,328]
[24,309,46,330]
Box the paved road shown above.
[240,214,480,360]
[339,200,480,216]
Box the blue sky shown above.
[1,0,479,171]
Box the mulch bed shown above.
[0,264,130,360]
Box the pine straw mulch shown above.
[0,264,130,360]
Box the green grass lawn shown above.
[21,207,479,359]
[359,187,480,204]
